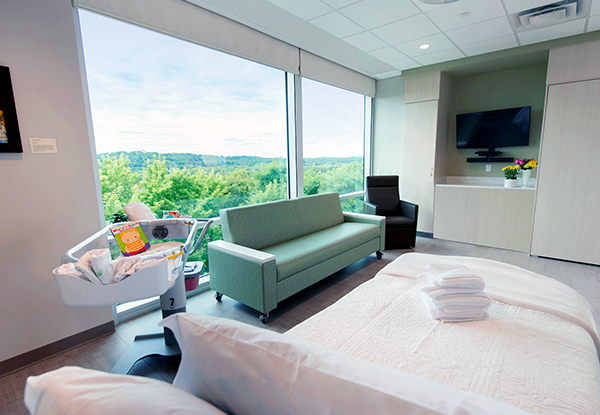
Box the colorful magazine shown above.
[110,221,151,256]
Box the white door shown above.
[531,79,600,265]
[402,101,438,234]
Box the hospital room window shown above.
[301,78,367,212]
[78,10,287,314]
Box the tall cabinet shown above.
[402,72,451,234]
[530,40,600,265]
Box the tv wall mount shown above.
[467,147,513,163]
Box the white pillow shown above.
[160,313,531,415]
[24,366,226,415]
[123,202,156,221]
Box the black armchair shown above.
[363,175,418,249]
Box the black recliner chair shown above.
[363,175,418,249]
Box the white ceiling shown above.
[187,0,600,79]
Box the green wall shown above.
[445,63,547,178]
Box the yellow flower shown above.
[530,160,537,168]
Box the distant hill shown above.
[97,151,361,171]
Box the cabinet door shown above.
[402,101,438,233]
[531,79,600,265]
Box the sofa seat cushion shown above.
[262,222,380,282]
[386,216,415,227]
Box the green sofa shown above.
[208,193,385,322]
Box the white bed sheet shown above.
[285,253,600,415]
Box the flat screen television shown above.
[456,106,531,151]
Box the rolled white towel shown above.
[417,273,485,293]
[420,293,489,323]
[431,292,492,311]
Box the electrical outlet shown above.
[486,164,492,172]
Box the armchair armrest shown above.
[400,200,418,222]
[343,212,386,252]
[207,240,277,314]
[363,201,379,215]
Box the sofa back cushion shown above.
[220,192,344,249]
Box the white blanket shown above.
[285,253,600,415]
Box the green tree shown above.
[98,154,139,221]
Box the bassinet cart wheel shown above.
[215,292,223,302]
[259,313,269,324]
[376,251,383,259]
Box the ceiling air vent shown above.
[515,0,581,31]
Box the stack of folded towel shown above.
[418,263,491,323]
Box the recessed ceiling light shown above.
[417,0,460,4]
[419,44,431,50]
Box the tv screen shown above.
[456,106,531,149]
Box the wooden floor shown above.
[3,237,600,414]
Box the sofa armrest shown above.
[363,201,379,215]
[400,200,418,222]
[343,212,386,252]
[208,240,278,314]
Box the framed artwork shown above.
[0,66,22,153]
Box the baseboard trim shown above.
[0,321,115,378]
[417,231,433,238]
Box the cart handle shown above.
[189,218,214,256]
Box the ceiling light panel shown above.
[517,18,585,44]
[588,14,600,30]
[413,47,465,65]
[460,34,519,56]
[368,46,408,62]
[267,0,333,20]
[371,13,440,44]
[425,0,506,31]
[388,57,421,70]
[446,16,513,46]
[343,31,389,51]
[319,0,362,9]
[590,0,600,15]
[411,0,445,13]
[309,12,364,37]
[394,33,455,57]
[338,0,421,30]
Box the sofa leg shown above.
[376,251,383,259]
[214,292,223,302]
[259,313,270,324]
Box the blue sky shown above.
[78,10,364,159]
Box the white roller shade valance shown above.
[73,0,300,74]
[73,0,376,97]
[300,51,376,98]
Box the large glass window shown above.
[78,11,373,316]
[79,11,287,272]
[301,78,366,212]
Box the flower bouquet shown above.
[515,159,537,170]
[502,165,520,188]
[515,159,537,187]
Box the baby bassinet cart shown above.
[53,217,213,374]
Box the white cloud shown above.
[79,10,363,159]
